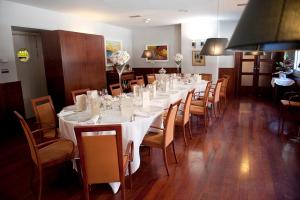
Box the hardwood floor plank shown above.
[0,98,300,200]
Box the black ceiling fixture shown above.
[227,0,300,51]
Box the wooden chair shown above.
[200,73,212,81]
[74,124,133,200]
[190,82,212,132]
[142,100,181,176]
[191,81,211,107]
[14,111,75,200]
[31,96,59,141]
[175,90,194,145]
[136,75,145,86]
[208,79,224,117]
[220,75,230,108]
[110,83,123,96]
[278,92,300,134]
[71,88,90,103]
[129,79,138,92]
[146,74,156,84]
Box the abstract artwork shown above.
[145,44,168,62]
[105,40,122,66]
[192,50,205,66]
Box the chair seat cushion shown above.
[39,139,74,166]
[142,130,164,148]
[281,100,300,107]
[190,105,205,115]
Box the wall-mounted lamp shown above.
[192,41,196,49]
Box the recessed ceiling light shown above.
[237,3,247,6]
[144,18,151,23]
[178,9,188,13]
[129,15,142,18]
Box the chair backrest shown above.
[183,90,194,124]
[136,75,145,86]
[213,79,224,103]
[203,82,212,106]
[220,75,230,95]
[164,100,181,147]
[14,111,39,167]
[72,88,90,103]
[200,73,212,81]
[31,96,57,131]
[109,83,122,96]
[129,80,138,92]
[74,124,124,185]
[147,74,156,84]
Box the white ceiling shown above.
[7,0,247,27]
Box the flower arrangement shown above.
[110,51,131,87]
[174,53,183,74]
[174,53,183,65]
[110,50,130,66]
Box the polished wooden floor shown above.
[1,97,300,200]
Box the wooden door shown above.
[235,52,274,97]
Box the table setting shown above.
[57,74,207,193]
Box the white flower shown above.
[110,50,130,66]
[174,53,183,62]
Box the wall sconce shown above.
[192,41,196,49]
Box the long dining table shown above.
[58,79,208,193]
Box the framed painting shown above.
[105,40,122,66]
[145,44,168,62]
[192,50,205,66]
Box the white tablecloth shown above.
[58,80,207,193]
[271,77,295,87]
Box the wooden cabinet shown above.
[41,30,106,110]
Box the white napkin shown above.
[142,90,150,108]
[75,94,87,111]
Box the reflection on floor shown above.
[0,97,299,200]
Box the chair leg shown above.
[128,162,132,190]
[162,148,170,176]
[121,176,126,200]
[213,103,217,118]
[182,124,188,146]
[83,183,90,200]
[37,167,42,200]
[188,121,193,139]
[171,141,178,163]
[217,102,221,117]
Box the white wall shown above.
[132,25,181,68]
[0,0,133,83]
[181,19,238,82]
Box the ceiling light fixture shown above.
[227,0,300,52]
[200,0,230,56]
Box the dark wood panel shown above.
[41,31,65,112]
[218,68,236,98]
[42,30,106,108]
[0,81,24,137]
[133,67,180,84]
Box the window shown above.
[294,50,300,70]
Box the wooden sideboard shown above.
[41,30,106,110]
